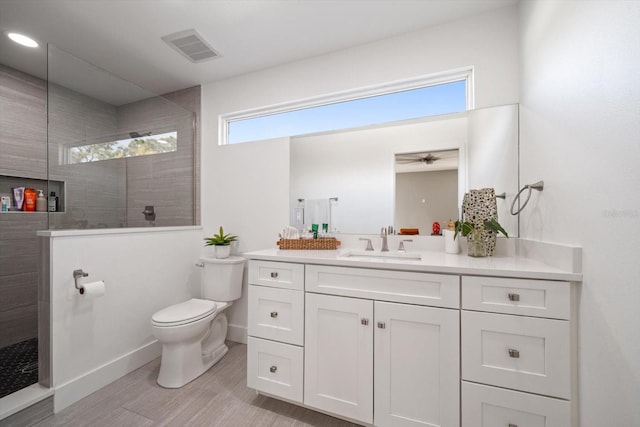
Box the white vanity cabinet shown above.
[460,276,576,427]
[246,248,580,427]
[247,260,305,403]
[304,265,460,427]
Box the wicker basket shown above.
[277,238,341,250]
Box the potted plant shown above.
[454,219,508,257]
[204,226,238,259]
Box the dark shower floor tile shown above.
[0,338,38,399]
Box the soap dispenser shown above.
[48,191,58,212]
[36,190,47,212]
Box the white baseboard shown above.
[227,324,247,344]
[53,341,161,413]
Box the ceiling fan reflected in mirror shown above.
[396,152,443,164]
[395,149,458,173]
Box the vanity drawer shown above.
[247,337,303,403]
[462,381,571,427]
[248,285,304,345]
[306,265,459,308]
[462,276,570,319]
[249,260,304,290]
[462,311,570,399]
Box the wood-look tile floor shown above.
[33,342,360,427]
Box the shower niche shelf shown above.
[0,174,65,213]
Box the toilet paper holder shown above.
[73,269,89,294]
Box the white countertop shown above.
[244,247,582,281]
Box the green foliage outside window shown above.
[70,132,177,164]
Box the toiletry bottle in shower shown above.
[36,190,47,212]
[12,187,25,211]
[24,188,37,211]
[48,192,58,212]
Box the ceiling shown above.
[0,0,517,104]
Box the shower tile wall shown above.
[117,86,200,227]
[47,84,200,229]
[0,65,47,348]
[163,86,201,226]
[48,83,127,229]
[1,63,200,348]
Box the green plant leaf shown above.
[203,225,238,246]
[454,220,476,239]
[454,218,508,240]
[483,219,509,238]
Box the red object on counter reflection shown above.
[432,222,441,235]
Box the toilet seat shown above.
[152,298,217,327]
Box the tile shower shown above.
[0,45,200,402]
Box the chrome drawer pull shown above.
[361,318,369,326]
[270,311,278,318]
[269,365,277,373]
[270,272,279,278]
[508,349,520,358]
[508,293,520,302]
[509,424,518,427]
[377,322,386,329]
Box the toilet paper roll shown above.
[443,229,460,254]
[81,280,106,298]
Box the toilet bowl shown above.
[151,256,245,388]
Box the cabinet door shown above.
[248,260,304,290]
[461,276,570,319]
[304,293,373,424]
[247,337,303,403]
[248,285,304,345]
[462,381,571,427]
[462,311,570,399]
[374,302,460,427]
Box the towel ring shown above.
[510,181,544,215]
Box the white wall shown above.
[467,104,519,236]
[396,170,458,234]
[519,1,640,425]
[47,227,201,411]
[202,5,520,333]
[201,137,290,337]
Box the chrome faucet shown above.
[359,238,374,251]
[398,239,413,252]
[380,227,389,252]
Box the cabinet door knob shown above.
[377,322,386,329]
[269,365,277,373]
[508,293,520,302]
[270,272,279,278]
[508,349,520,358]
[270,311,278,318]
[361,318,369,326]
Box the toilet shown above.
[151,256,245,388]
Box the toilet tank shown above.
[200,256,246,301]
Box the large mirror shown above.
[290,103,519,236]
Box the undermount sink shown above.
[339,250,422,261]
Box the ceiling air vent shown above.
[161,29,221,63]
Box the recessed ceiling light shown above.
[7,32,39,48]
